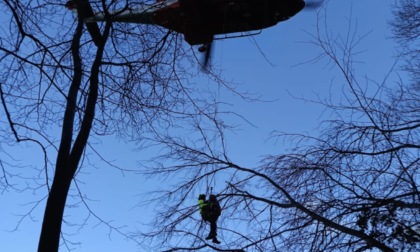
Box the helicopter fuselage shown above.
[152,0,305,45]
[87,0,305,46]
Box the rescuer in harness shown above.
[198,194,221,244]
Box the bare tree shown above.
[142,4,420,252]
[390,0,420,82]
[0,0,230,251]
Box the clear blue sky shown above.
[0,0,398,251]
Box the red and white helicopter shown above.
[66,0,322,66]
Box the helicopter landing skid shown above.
[214,30,262,41]
[196,30,261,53]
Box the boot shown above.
[205,234,213,240]
[212,237,221,244]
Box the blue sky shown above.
[0,0,399,251]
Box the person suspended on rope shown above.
[198,194,221,244]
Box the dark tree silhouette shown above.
[0,0,230,251]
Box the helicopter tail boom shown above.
[85,9,155,25]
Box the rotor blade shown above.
[304,0,324,10]
[203,42,213,69]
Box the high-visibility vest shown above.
[198,199,207,215]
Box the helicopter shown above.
[66,0,322,67]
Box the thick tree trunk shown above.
[37,14,85,251]
[37,165,74,251]
[37,6,109,249]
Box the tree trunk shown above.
[37,6,109,249]
[37,14,85,251]
[37,164,74,251]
